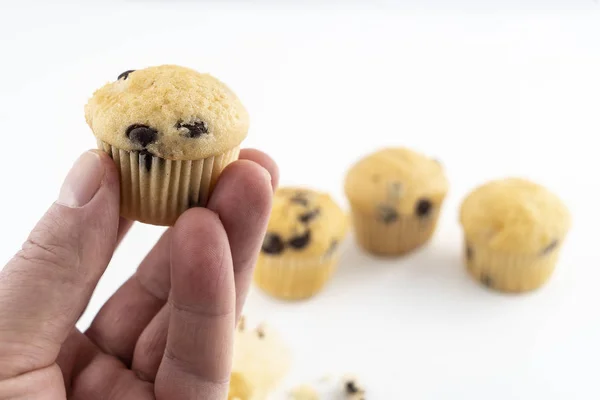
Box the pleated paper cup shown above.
[350,207,440,256]
[463,236,562,293]
[254,251,342,301]
[98,140,240,226]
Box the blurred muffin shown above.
[85,64,249,226]
[228,318,292,400]
[254,187,349,300]
[344,147,448,256]
[460,178,571,293]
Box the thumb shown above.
[0,150,120,379]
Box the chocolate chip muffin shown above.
[344,147,448,256]
[85,65,249,226]
[228,318,292,400]
[460,178,571,293]
[253,187,349,300]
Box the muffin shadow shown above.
[325,234,497,302]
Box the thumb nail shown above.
[57,151,105,208]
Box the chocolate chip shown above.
[415,198,432,218]
[118,70,135,80]
[139,149,153,172]
[299,209,320,224]
[541,239,558,256]
[377,205,398,224]
[481,274,494,288]
[346,381,359,394]
[466,245,473,261]
[290,194,309,207]
[262,233,285,255]
[289,231,311,250]
[177,121,209,138]
[127,124,158,147]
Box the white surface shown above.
[1,2,599,399]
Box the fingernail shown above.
[57,151,105,208]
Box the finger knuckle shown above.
[13,219,81,281]
[170,297,235,320]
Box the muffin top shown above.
[344,147,448,221]
[85,65,249,160]
[231,318,291,399]
[260,187,348,259]
[460,178,571,254]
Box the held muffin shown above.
[85,65,249,226]
[344,147,448,256]
[253,187,349,300]
[459,178,571,293]
[228,318,292,400]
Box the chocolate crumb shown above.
[289,231,311,250]
[346,381,359,394]
[299,209,320,224]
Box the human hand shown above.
[0,148,278,399]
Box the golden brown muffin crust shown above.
[460,178,571,254]
[260,187,348,259]
[344,147,448,217]
[85,65,249,160]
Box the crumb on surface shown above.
[289,384,320,400]
[342,375,365,399]
[238,315,246,331]
[256,323,266,338]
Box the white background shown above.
[1,1,599,399]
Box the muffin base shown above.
[463,238,561,293]
[253,253,340,301]
[228,372,254,400]
[98,140,240,226]
[350,208,440,256]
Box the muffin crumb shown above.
[289,384,320,400]
[255,323,266,338]
[237,315,246,331]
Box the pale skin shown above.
[0,148,279,399]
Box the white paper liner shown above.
[350,208,440,256]
[254,250,342,301]
[98,140,240,226]
[463,237,562,293]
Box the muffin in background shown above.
[344,147,448,256]
[85,65,249,226]
[253,187,349,301]
[460,178,571,293]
